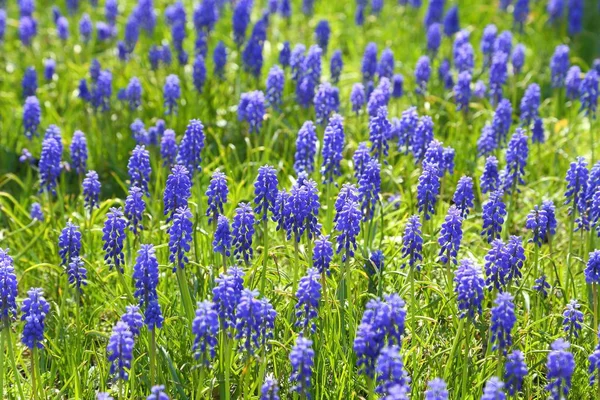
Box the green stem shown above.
[444,318,464,380]
[32,347,38,400]
[565,210,576,299]
[260,217,269,294]
[0,328,4,400]
[461,323,470,398]
[594,285,598,334]
[292,238,300,295]
[176,267,195,321]
[6,328,25,400]
[410,267,417,375]
[150,328,156,387]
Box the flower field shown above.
[1,0,600,399]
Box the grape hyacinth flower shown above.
[266,66,284,110]
[551,45,570,88]
[107,321,134,381]
[444,5,460,36]
[120,305,144,337]
[580,70,598,118]
[313,235,333,276]
[212,267,245,333]
[314,83,340,126]
[295,268,322,333]
[213,215,232,258]
[38,136,62,195]
[261,377,280,400]
[232,203,255,265]
[482,190,507,243]
[474,80,487,98]
[79,14,93,42]
[545,339,575,399]
[102,208,127,272]
[378,48,395,80]
[160,130,178,167]
[375,346,411,396]
[168,207,193,271]
[23,96,41,140]
[21,288,50,349]
[520,83,540,126]
[192,301,219,365]
[414,56,431,95]
[254,165,278,220]
[289,336,314,398]
[427,23,442,55]
[30,202,44,222]
[351,83,366,114]
[314,20,330,53]
[0,259,18,325]
[58,222,82,267]
[503,129,528,193]
[392,74,404,98]
[511,44,525,75]
[43,59,55,81]
[235,289,276,355]
[533,274,552,297]
[361,43,378,83]
[505,350,528,396]
[334,191,362,261]
[438,206,463,265]
[481,156,500,194]
[294,121,318,174]
[369,106,391,161]
[547,0,564,23]
[238,91,266,134]
[423,0,444,27]
[22,67,37,99]
[163,165,192,223]
[417,162,441,221]
[163,74,180,115]
[147,386,169,400]
[206,171,228,224]
[532,118,545,144]
[127,145,151,196]
[489,52,508,105]
[568,0,583,35]
[124,187,145,235]
[330,50,343,84]
[321,114,345,184]
[411,116,434,163]
[454,71,471,111]
[425,378,448,400]
[92,70,112,112]
[564,156,588,215]
[566,66,581,100]
[70,131,88,175]
[133,244,160,310]
[481,377,505,400]
[526,205,549,247]
[177,120,205,177]
[453,176,474,218]
[232,0,251,46]
[454,259,485,320]
[82,170,101,212]
[358,159,381,221]
[213,41,227,79]
[586,251,600,284]
[490,292,516,354]
[562,299,583,338]
[401,215,423,270]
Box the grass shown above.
[0,0,600,399]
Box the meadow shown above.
[0,0,600,399]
